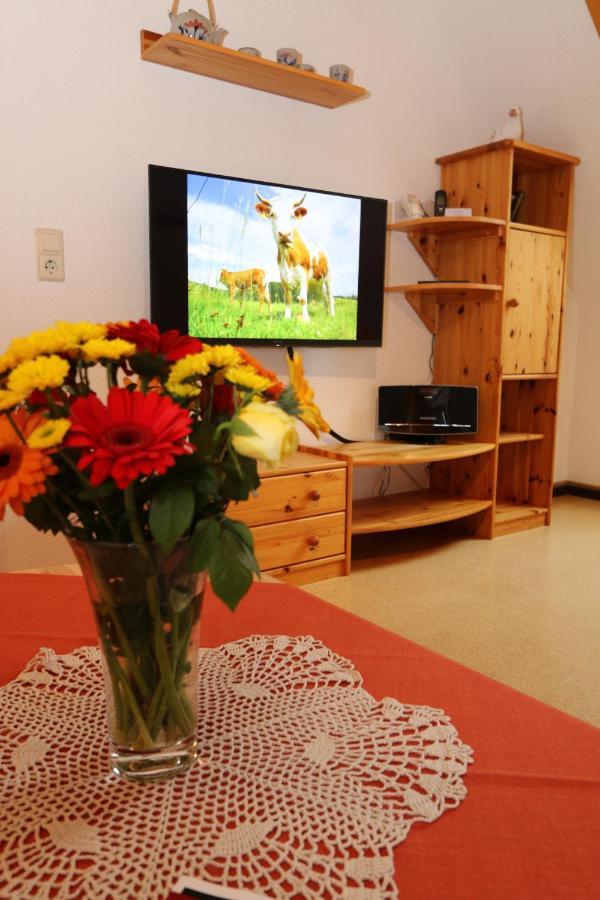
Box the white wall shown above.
[0,0,596,569]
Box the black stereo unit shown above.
[378,385,478,443]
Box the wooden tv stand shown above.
[307,440,495,570]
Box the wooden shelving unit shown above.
[388,139,579,544]
[140,30,367,108]
[352,491,492,535]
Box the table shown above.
[2,573,600,899]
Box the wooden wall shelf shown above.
[388,216,505,239]
[140,30,368,108]
[387,282,502,302]
[352,491,492,535]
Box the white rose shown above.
[232,402,299,466]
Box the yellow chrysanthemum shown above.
[6,322,107,365]
[287,352,330,437]
[57,321,106,344]
[223,366,274,393]
[0,352,18,375]
[205,345,241,369]
[80,338,136,362]
[0,389,25,412]
[166,352,211,395]
[7,355,70,396]
[27,417,71,449]
[168,382,201,398]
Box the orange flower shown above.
[236,347,284,398]
[286,352,330,437]
[0,411,58,520]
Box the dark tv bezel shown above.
[377,384,479,436]
[148,164,387,347]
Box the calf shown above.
[219,268,271,314]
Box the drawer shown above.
[239,468,346,527]
[251,512,346,570]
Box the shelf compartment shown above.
[329,440,495,467]
[388,216,505,239]
[386,282,502,301]
[352,490,492,535]
[498,432,544,445]
[140,30,367,108]
[509,222,567,238]
[494,502,548,536]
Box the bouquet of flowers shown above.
[0,319,329,774]
[0,318,328,604]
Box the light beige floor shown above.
[305,495,600,727]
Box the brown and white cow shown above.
[219,268,271,314]
[255,192,334,323]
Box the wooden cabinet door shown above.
[502,229,565,375]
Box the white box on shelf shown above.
[444,208,473,216]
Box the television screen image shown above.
[187,175,361,342]
[149,165,387,347]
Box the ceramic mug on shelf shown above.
[299,63,316,73]
[329,63,351,82]
[238,46,261,57]
[276,47,300,66]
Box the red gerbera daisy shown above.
[107,320,202,362]
[64,387,193,489]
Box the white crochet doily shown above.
[0,635,473,900]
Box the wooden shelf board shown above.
[328,440,495,467]
[510,222,567,238]
[387,282,502,302]
[388,216,505,239]
[140,30,367,108]
[499,432,545,445]
[502,373,557,381]
[436,140,580,168]
[352,490,492,535]
[494,503,548,536]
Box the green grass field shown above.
[188,282,358,341]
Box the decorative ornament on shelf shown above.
[0,319,329,781]
[490,106,524,142]
[399,193,428,219]
[169,0,228,45]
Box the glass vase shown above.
[70,538,205,783]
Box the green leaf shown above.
[188,518,220,572]
[224,518,255,551]
[209,525,255,610]
[149,484,195,553]
[277,384,301,416]
[228,418,255,437]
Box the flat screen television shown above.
[378,385,478,441]
[149,164,387,347]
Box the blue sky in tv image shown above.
[186,174,361,298]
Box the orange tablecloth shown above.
[1,573,599,899]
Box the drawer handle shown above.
[306,535,320,549]
[308,489,321,501]
[506,298,520,308]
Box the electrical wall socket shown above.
[36,228,65,281]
